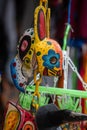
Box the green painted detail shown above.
[36,51,41,56]
[58,96,81,112]
[19,92,33,110]
[19,86,49,110]
[47,41,52,45]
[39,94,50,106]
[26,85,87,98]
[19,85,87,110]
[30,31,34,35]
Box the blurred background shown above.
[0,0,87,129]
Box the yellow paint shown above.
[22,0,63,104]
[3,110,20,130]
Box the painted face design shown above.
[34,38,63,76]
[3,102,37,130]
[32,4,63,77]
[10,28,36,92]
[18,28,34,62]
[42,49,60,75]
[10,0,63,94]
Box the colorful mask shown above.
[10,28,36,92]
[3,101,37,130]
[10,0,63,110]
[25,0,63,98]
[25,1,63,77]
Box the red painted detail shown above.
[21,40,28,51]
[12,74,16,79]
[13,62,16,67]
[19,83,24,87]
[39,10,46,40]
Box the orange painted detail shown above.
[24,124,33,130]
[3,110,20,130]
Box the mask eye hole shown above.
[50,57,57,64]
[21,40,28,51]
[18,35,31,61]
